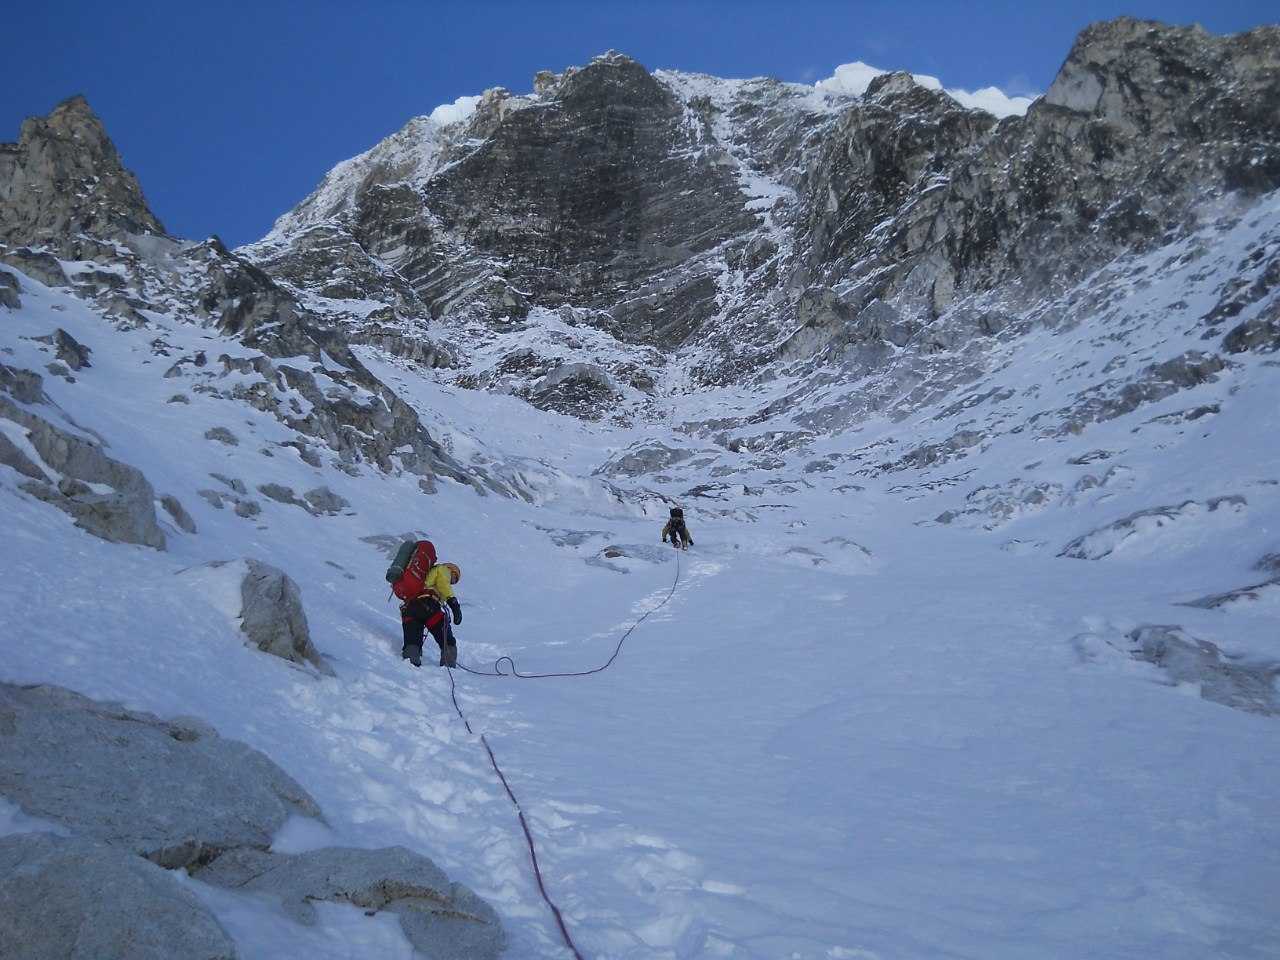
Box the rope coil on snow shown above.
[458,548,683,679]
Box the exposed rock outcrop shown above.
[0,833,237,960]
[0,682,320,868]
[0,682,506,959]
[1059,496,1247,560]
[0,95,165,253]
[193,845,505,960]
[1129,625,1279,715]
[236,558,333,674]
[866,20,1280,312]
[34,328,92,370]
[0,269,20,309]
[0,363,167,549]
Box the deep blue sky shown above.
[7,1,1276,248]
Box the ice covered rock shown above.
[1054,351,1229,435]
[934,479,1063,529]
[1129,625,1279,715]
[532,362,620,420]
[595,440,701,478]
[1060,496,1246,559]
[1222,315,1280,353]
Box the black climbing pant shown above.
[401,596,456,665]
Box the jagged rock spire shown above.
[0,95,165,251]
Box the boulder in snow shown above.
[33,328,92,371]
[0,682,323,869]
[159,492,197,534]
[237,558,333,674]
[1129,625,1279,716]
[0,270,19,309]
[193,845,504,960]
[0,832,236,960]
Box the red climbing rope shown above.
[443,551,684,959]
[458,549,682,679]
[446,671,585,959]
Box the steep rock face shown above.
[739,18,1280,422]
[870,19,1280,313]
[254,53,762,346]
[422,53,759,341]
[792,71,999,288]
[246,20,1280,405]
[244,61,850,385]
[0,96,164,253]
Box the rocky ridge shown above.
[0,97,493,497]
[0,95,164,251]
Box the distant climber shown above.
[400,561,463,667]
[661,507,693,550]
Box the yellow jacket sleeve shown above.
[421,565,455,602]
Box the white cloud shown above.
[816,60,1035,118]
[814,61,888,98]
[946,84,1036,118]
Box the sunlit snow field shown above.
[2,223,1278,959]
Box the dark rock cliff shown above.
[864,19,1280,313]
[242,20,1280,396]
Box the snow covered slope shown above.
[2,182,1278,957]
